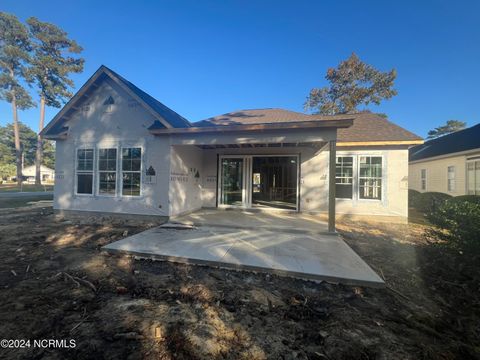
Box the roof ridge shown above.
[424,122,480,144]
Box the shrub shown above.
[427,200,480,251]
[408,189,421,208]
[449,195,480,206]
[411,191,452,213]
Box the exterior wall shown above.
[409,151,480,195]
[53,78,171,217]
[169,145,203,216]
[200,146,325,210]
[199,146,409,218]
[52,76,410,219]
[335,147,409,218]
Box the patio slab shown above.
[171,208,330,234]
[103,219,384,287]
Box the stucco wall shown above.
[169,145,203,216]
[199,146,409,218]
[53,78,171,216]
[408,152,480,195]
[335,148,409,218]
[200,146,324,209]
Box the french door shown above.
[218,155,298,210]
[219,156,252,207]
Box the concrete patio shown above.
[103,210,384,287]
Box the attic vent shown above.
[103,96,115,105]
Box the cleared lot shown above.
[0,205,478,359]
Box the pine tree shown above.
[304,53,397,115]
[0,12,35,185]
[27,17,84,184]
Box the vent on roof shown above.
[103,96,115,105]
[103,96,115,113]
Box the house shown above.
[409,124,480,196]
[41,65,422,231]
[22,164,55,183]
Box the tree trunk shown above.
[35,96,46,185]
[11,96,22,187]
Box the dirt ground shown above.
[0,205,478,360]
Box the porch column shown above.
[328,140,336,233]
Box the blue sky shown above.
[1,0,479,137]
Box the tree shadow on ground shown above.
[1,205,479,359]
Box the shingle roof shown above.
[194,109,422,143]
[194,108,351,127]
[409,123,480,162]
[337,112,422,142]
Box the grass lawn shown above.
[0,183,54,193]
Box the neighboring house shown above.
[22,165,55,183]
[409,124,480,196]
[41,65,422,230]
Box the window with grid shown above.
[421,169,427,190]
[98,148,117,195]
[359,156,382,200]
[335,156,353,199]
[467,160,480,195]
[447,166,455,192]
[122,147,141,196]
[76,149,94,194]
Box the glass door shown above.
[220,157,246,206]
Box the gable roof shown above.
[41,65,190,138]
[107,67,191,128]
[409,123,480,162]
[193,109,422,144]
[337,112,422,144]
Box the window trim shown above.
[466,159,480,195]
[96,147,119,197]
[75,147,95,196]
[335,156,354,200]
[334,153,385,203]
[421,168,427,191]
[120,146,143,198]
[357,155,384,202]
[447,165,455,192]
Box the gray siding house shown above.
[42,66,422,231]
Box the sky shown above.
[1,0,479,138]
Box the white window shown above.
[335,156,353,199]
[122,147,142,196]
[421,169,427,191]
[359,156,382,200]
[467,160,480,195]
[98,148,117,195]
[76,148,94,195]
[447,166,455,192]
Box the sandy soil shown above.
[0,205,478,359]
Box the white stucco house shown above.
[22,164,55,183]
[41,66,422,231]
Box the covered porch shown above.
[160,121,349,232]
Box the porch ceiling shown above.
[196,141,327,149]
